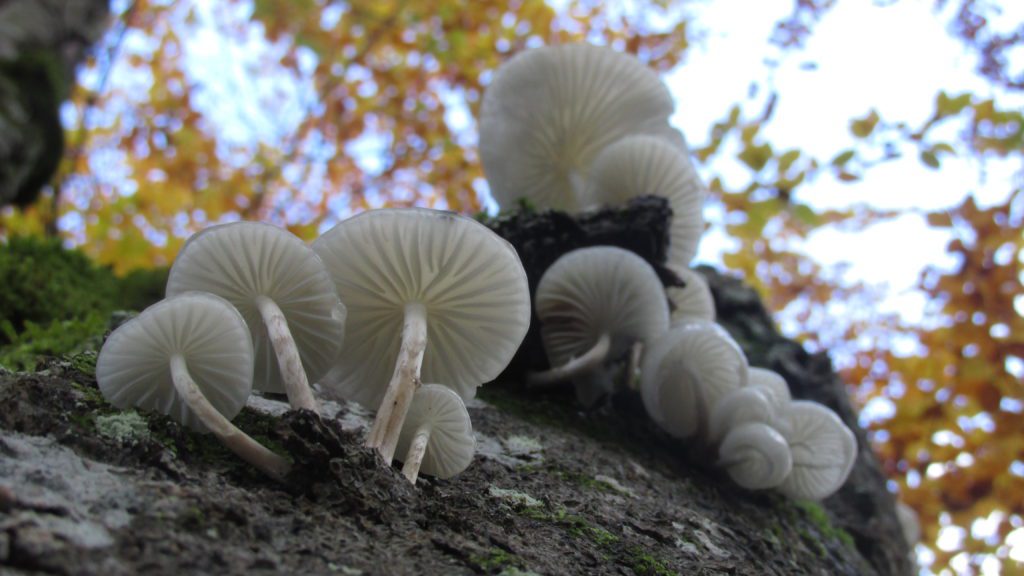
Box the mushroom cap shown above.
[585,135,705,268]
[640,320,748,438]
[748,367,792,410]
[166,221,346,395]
[536,246,669,370]
[395,384,475,479]
[718,422,793,490]
[96,292,254,432]
[666,267,716,324]
[707,386,776,447]
[312,208,531,408]
[777,400,858,501]
[479,43,684,211]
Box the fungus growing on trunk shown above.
[166,221,345,415]
[666,268,716,323]
[313,208,529,464]
[479,43,683,211]
[528,246,669,402]
[585,135,705,269]
[717,422,793,491]
[640,320,748,440]
[96,292,291,481]
[777,400,858,501]
[395,384,475,484]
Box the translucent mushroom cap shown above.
[640,320,748,439]
[718,422,793,491]
[312,208,531,408]
[479,43,683,211]
[777,400,858,501]
[96,292,254,432]
[666,267,716,324]
[707,387,777,447]
[166,221,346,394]
[395,384,475,479]
[535,246,669,369]
[586,135,705,268]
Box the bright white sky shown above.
[670,0,1021,328]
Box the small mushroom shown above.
[479,43,683,212]
[166,221,346,414]
[666,268,716,324]
[707,386,777,447]
[717,422,792,490]
[529,246,669,401]
[585,135,705,268]
[748,367,793,436]
[394,384,475,484]
[97,292,290,481]
[640,320,748,440]
[313,208,530,463]
[777,400,858,501]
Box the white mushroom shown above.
[707,386,777,447]
[748,367,793,436]
[313,208,530,463]
[718,422,792,490]
[166,221,346,414]
[395,384,475,484]
[96,292,290,481]
[529,246,669,403]
[585,135,705,268]
[777,400,858,501]
[479,43,683,212]
[640,320,748,440]
[666,268,716,324]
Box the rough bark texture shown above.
[0,0,110,206]
[0,198,912,575]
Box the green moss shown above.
[469,548,522,572]
[627,547,676,576]
[795,500,855,550]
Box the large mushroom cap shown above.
[666,268,716,323]
[778,400,858,501]
[97,292,254,431]
[479,43,683,211]
[585,135,705,268]
[313,208,530,408]
[640,320,748,437]
[536,246,669,369]
[166,221,346,395]
[395,384,475,479]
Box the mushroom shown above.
[777,400,858,501]
[717,422,792,490]
[166,221,346,414]
[666,268,716,324]
[96,292,291,481]
[585,135,705,268]
[528,246,669,402]
[707,386,778,447]
[639,320,748,440]
[394,384,475,484]
[313,208,530,463]
[479,43,684,212]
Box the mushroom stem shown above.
[527,332,612,388]
[401,425,432,484]
[169,354,291,482]
[255,295,319,414]
[626,341,644,391]
[366,302,428,463]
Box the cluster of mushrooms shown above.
[94,42,857,499]
[97,211,530,483]
[480,43,857,500]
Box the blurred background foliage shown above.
[0,0,1021,573]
